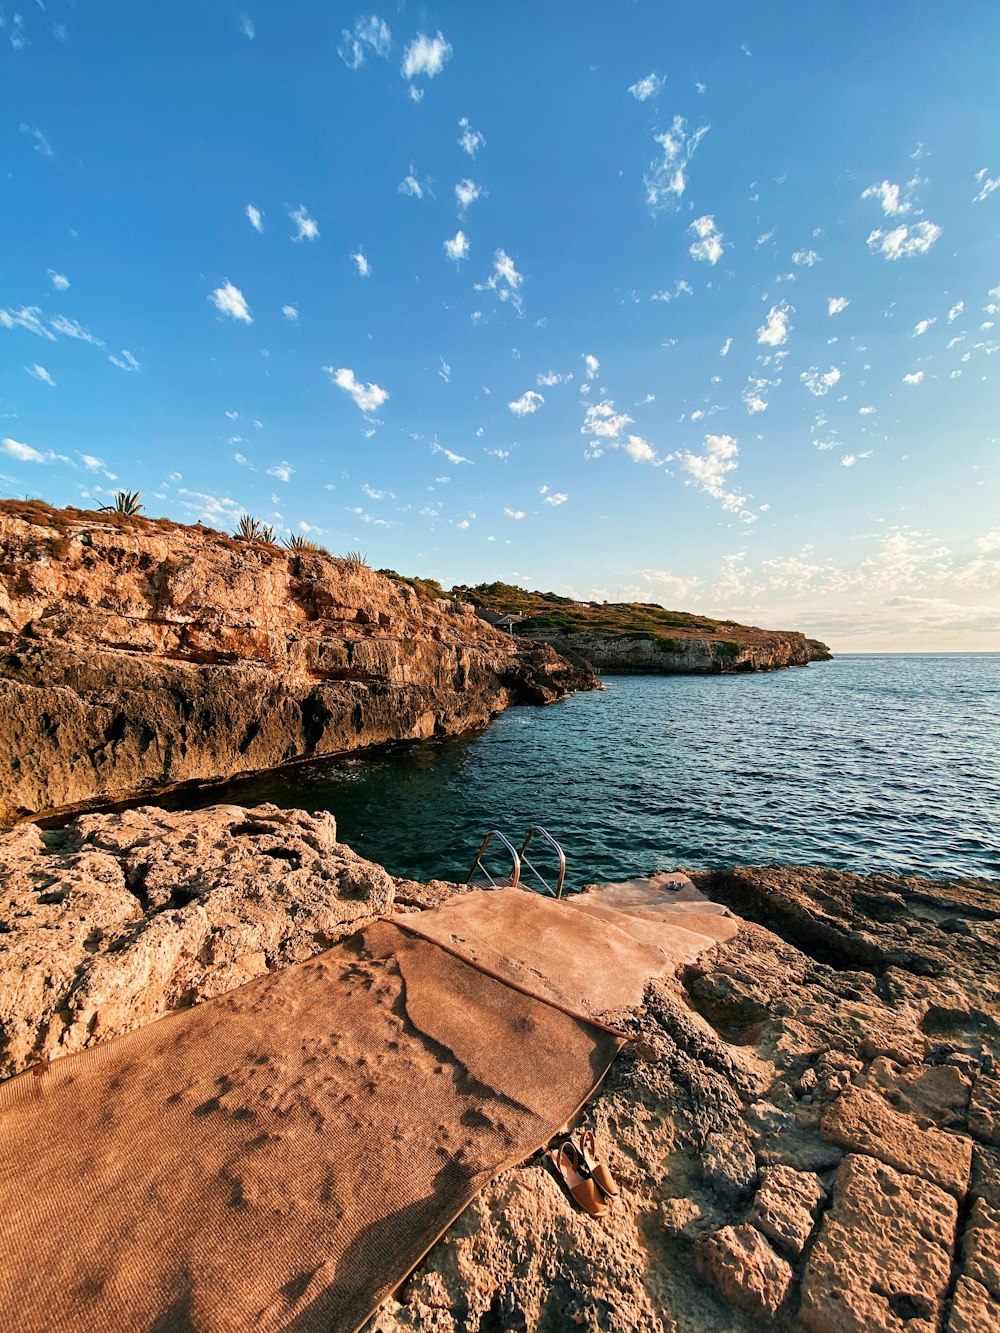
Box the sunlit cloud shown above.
[352,250,371,277]
[209,281,252,323]
[444,230,470,261]
[289,205,319,242]
[828,296,849,315]
[800,366,841,396]
[861,180,911,216]
[48,270,70,291]
[644,115,709,213]
[457,117,485,156]
[509,390,544,416]
[402,32,452,81]
[108,349,141,372]
[338,15,391,69]
[689,214,723,264]
[757,302,792,346]
[324,366,389,413]
[675,433,755,521]
[246,204,263,232]
[629,73,663,101]
[973,168,1000,203]
[867,221,941,260]
[26,364,55,386]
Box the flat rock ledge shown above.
[1,809,999,1332]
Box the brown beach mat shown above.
[0,919,623,1333]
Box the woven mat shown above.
[0,919,623,1333]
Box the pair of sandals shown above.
[548,1129,619,1217]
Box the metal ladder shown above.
[466,826,567,899]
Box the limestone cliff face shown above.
[530,629,832,674]
[0,503,596,824]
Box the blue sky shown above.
[2,1,999,650]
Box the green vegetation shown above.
[234,514,276,542]
[342,548,369,567]
[377,569,446,602]
[283,533,327,553]
[100,489,144,516]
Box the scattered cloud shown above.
[352,250,371,277]
[324,366,389,413]
[209,281,252,323]
[828,296,849,315]
[719,337,732,356]
[338,15,391,69]
[913,317,936,335]
[282,304,298,321]
[399,170,425,199]
[841,451,873,467]
[675,433,754,521]
[584,353,599,380]
[289,205,319,242]
[246,204,263,232]
[50,315,104,347]
[509,390,544,415]
[536,370,571,386]
[581,399,634,441]
[800,366,841,396]
[866,221,941,260]
[476,249,523,306]
[644,115,709,212]
[948,301,965,323]
[266,461,294,482]
[902,370,925,385]
[431,441,472,465]
[457,117,485,156]
[973,168,1000,203]
[444,230,470,261]
[757,302,792,346]
[2,436,65,464]
[543,491,568,505]
[26,364,55,386]
[20,124,53,158]
[402,32,452,81]
[862,180,911,216]
[624,434,656,463]
[689,215,723,265]
[240,15,255,41]
[48,270,70,291]
[108,349,141,372]
[455,179,481,213]
[629,73,663,101]
[503,507,525,520]
[791,249,819,267]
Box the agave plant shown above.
[100,489,144,516]
[283,533,320,552]
[234,514,277,541]
[343,548,368,566]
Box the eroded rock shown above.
[694,1224,793,1321]
[747,1164,827,1260]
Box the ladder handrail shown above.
[518,826,567,899]
[466,830,522,889]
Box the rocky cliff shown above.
[0,502,596,825]
[531,630,831,674]
[1,807,996,1331]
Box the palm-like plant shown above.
[235,514,276,542]
[343,548,368,566]
[100,489,144,516]
[283,533,320,552]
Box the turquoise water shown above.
[164,654,1000,887]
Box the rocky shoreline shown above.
[529,629,831,674]
[2,803,996,1331]
[0,502,595,827]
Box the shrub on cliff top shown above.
[99,489,144,516]
[234,514,276,543]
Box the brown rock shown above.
[694,1224,793,1321]
[0,503,596,823]
[700,1129,758,1208]
[972,1144,1000,1208]
[747,1164,826,1259]
[962,1197,1000,1300]
[969,1073,1000,1146]
[820,1085,973,1197]
[865,1055,972,1129]
[0,803,394,1077]
[948,1277,1000,1333]
[800,1153,958,1333]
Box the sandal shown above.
[575,1128,619,1198]
[549,1139,607,1216]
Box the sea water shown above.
[168,654,1000,886]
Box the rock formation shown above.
[1,806,996,1331]
[530,629,832,674]
[0,502,596,824]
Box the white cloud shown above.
[536,370,571,386]
[457,117,484,156]
[867,221,942,260]
[325,366,389,413]
[828,296,850,316]
[246,204,263,232]
[338,15,391,69]
[584,353,599,380]
[974,168,1000,203]
[266,461,294,482]
[624,434,656,463]
[399,171,424,199]
[407,86,424,104]
[503,508,525,520]
[2,437,46,462]
[108,349,141,372]
[792,249,819,266]
[48,270,70,291]
[637,568,703,601]
[444,230,470,261]
[859,406,876,415]
[629,73,663,102]
[913,317,936,336]
[20,124,53,158]
[902,370,925,385]
[26,364,55,386]
[544,491,568,506]
[79,453,111,474]
[455,179,481,213]
[476,249,523,305]
[800,366,841,396]
[841,451,873,467]
[644,115,709,213]
[352,250,371,277]
[757,302,792,346]
[432,442,472,465]
[719,337,732,356]
[651,279,694,302]
[289,205,319,242]
[689,214,723,265]
[209,281,252,323]
[508,390,544,416]
[675,433,754,521]
[402,32,452,81]
[948,301,964,323]
[861,180,911,216]
[282,304,298,321]
[581,399,633,441]
[240,16,255,40]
